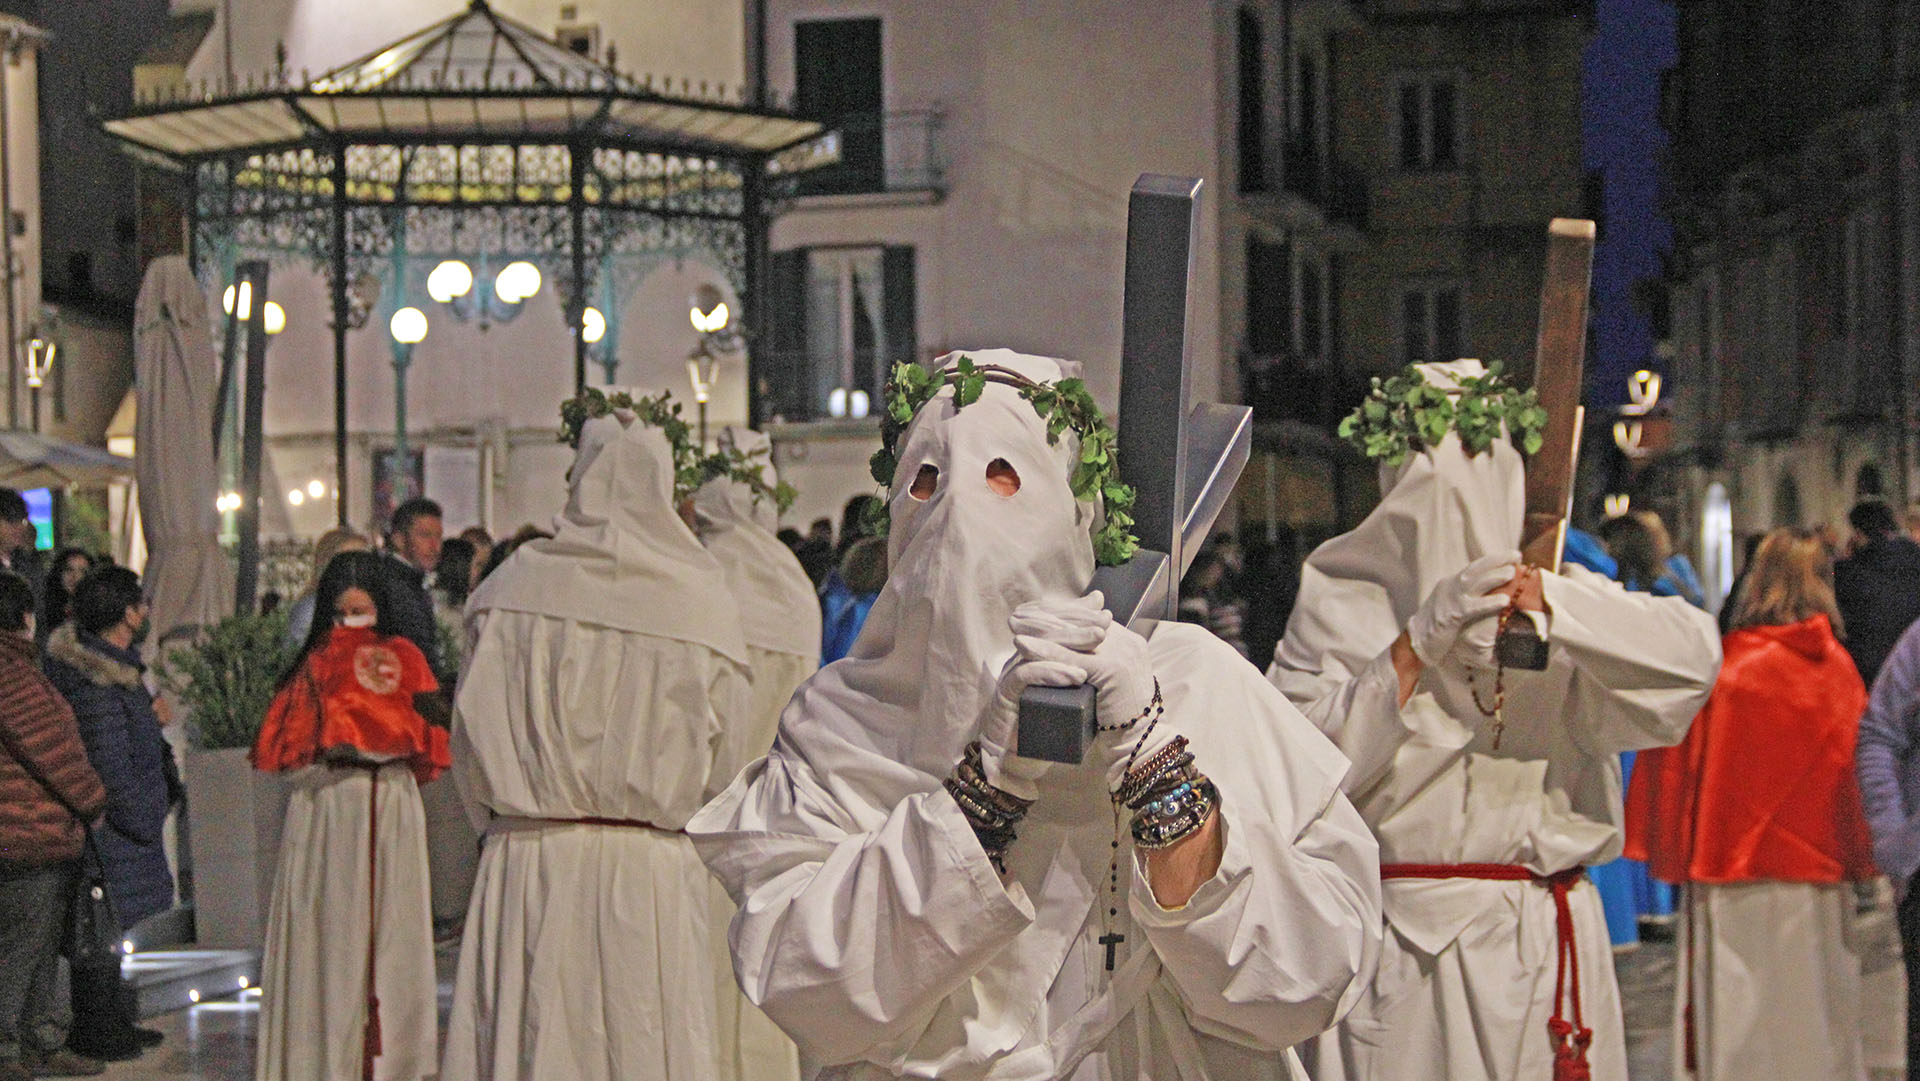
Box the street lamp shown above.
[23,334,54,433]
[389,306,428,500]
[687,284,745,446]
[425,258,541,330]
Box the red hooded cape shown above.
[252,626,449,784]
[1625,613,1875,884]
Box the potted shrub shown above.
[155,610,294,949]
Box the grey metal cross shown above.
[1017,174,1253,764]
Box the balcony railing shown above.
[773,109,947,200]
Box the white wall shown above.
[180,0,742,92]
[763,0,1223,416]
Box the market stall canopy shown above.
[102,0,826,165]
[0,431,136,488]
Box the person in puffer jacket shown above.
[0,571,108,1081]
[43,566,176,928]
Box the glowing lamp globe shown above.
[389,306,429,345]
[427,260,474,303]
[495,261,542,303]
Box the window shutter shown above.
[760,248,809,423]
[882,246,917,367]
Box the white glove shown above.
[1407,552,1518,667]
[977,649,1083,802]
[1008,594,1172,790]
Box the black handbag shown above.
[65,830,126,971]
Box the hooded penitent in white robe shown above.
[442,412,753,1081]
[689,349,1381,1081]
[1269,360,1722,1081]
[693,427,821,1081]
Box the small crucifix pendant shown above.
[1491,707,1506,750]
[1099,931,1125,971]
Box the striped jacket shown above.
[0,629,106,864]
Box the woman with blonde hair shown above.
[1626,526,1876,1079]
[285,529,369,646]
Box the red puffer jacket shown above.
[0,631,107,864]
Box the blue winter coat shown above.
[44,625,177,927]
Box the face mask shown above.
[338,613,377,629]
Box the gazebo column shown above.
[329,142,350,527]
[569,142,587,393]
[743,159,769,429]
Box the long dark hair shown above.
[436,537,477,608]
[278,550,404,689]
[39,547,94,634]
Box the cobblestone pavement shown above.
[94,933,1908,1079]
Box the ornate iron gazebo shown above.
[103,0,826,523]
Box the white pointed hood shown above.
[1274,359,1525,691]
[693,427,821,659]
[761,348,1098,805]
[469,407,748,666]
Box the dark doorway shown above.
[795,18,884,194]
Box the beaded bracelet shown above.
[1097,680,1163,733]
[1115,735,1194,807]
[1131,778,1219,849]
[945,741,1035,873]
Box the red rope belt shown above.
[1381,863,1594,1081]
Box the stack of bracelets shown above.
[948,682,1220,870]
[945,741,1035,873]
[1117,735,1218,849]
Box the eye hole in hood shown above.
[986,458,1020,497]
[910,463,940,501]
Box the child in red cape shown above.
[252,550,447,1081]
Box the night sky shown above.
[1581,0,1677,407]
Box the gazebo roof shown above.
[103,0,823,164]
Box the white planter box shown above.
[183,747,288,950]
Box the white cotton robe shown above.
[442,413,754,1081]
[1675,882,1867,1081]
[1269,362,1722,1081]
[694,428,822,1081]
[257,763,437,1081]
[690,349,1381,1081]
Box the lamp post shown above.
[388,305,428,501]
[688,284,742,447]
[23,333,53,433]
[426,258,542,330]
[582,305,613,383]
